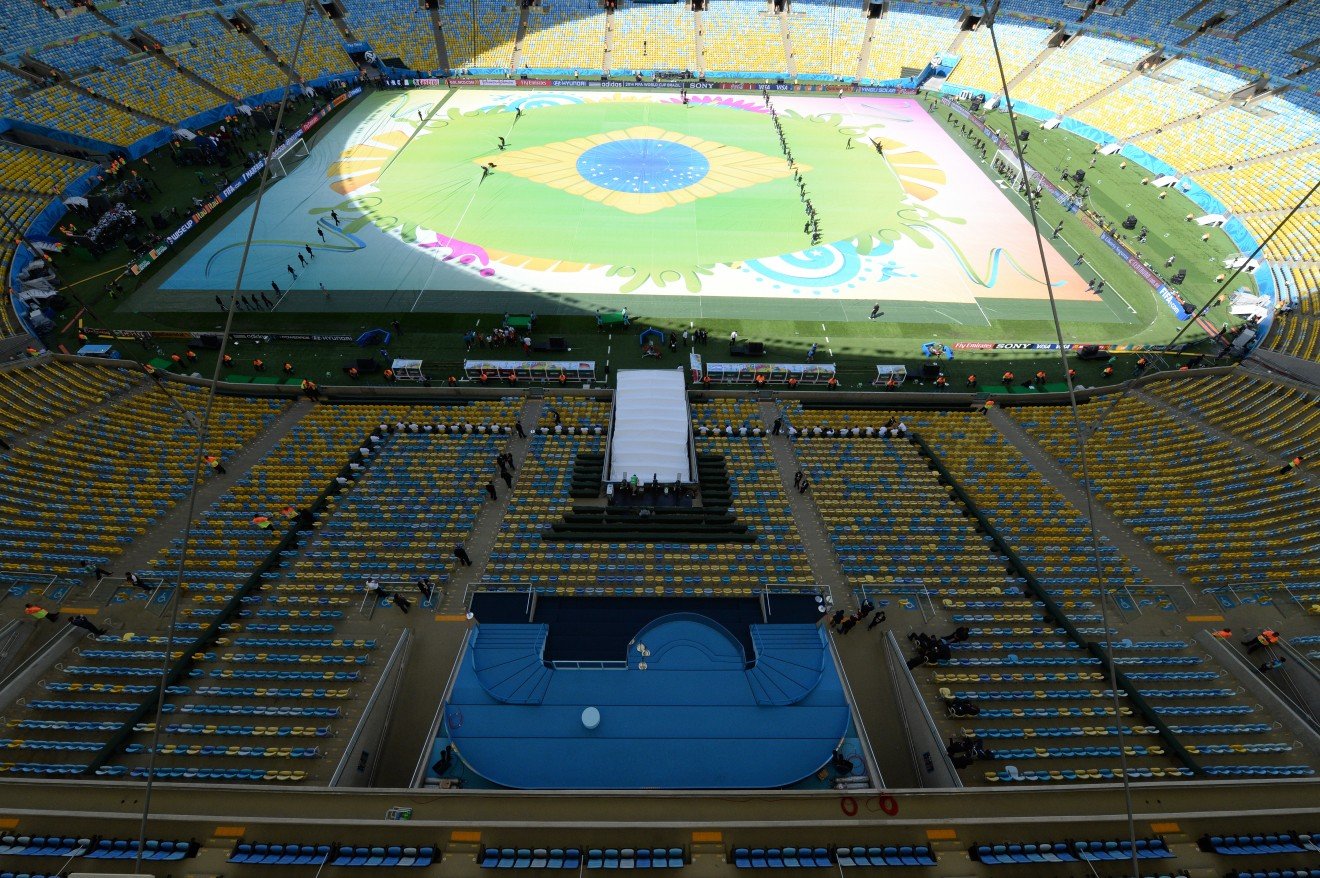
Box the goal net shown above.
[268,136,310,179]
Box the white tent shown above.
[608,370,693,484]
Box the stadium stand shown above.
[1070,68,1222,139]
[1007,34,1148,113]
[1136,100,1320,174]
[0,383,284,592]
[945,23,1050,96]
[1012,396,1320,593]
[340,0,441,72]
[518,0,606,72]
[245,1,351,83]
[0,141,95,195]
[1241,208,1319,263]
[141,12,290,98]
[1193,152,1320,216]
[1144,373,1319,461]
[609,1,696,74]
[443,1,521,72]
[0,359,140,441]
[0,72,158,147]
[786,0,866,81]
[866,7,959,81]
[700,1,789,79]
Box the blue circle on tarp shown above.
[576,139,710,193]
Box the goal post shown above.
[267,136,310,179]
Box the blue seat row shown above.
[733,848,832,868]
[230,843,330,864]
[328,845,438,867]
[1201,833,1319,855]
[85,839,199,860]
[585,848,686,868]
[481,848,583,868]
[971,837,1172,863]
[0,836,196,860]
[838,846,938,867]
[1228,870,1320,878]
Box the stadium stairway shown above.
[1135,382,1320,491]
[0,359,146,453]
[90,396,311,601]
[981,404,1190,588]
[756,400,847,591]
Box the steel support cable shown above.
[130,6,318,872]
[983,15,1144,878]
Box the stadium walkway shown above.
[5,368,152,453]
[1134,387,1319,490]
[370,396,543,787]
[987,405,1191,588]
[757,400,920,788]
[83,397,314,610]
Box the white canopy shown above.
[608,370,692,484]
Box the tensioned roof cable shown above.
[130,6,318,872]
[983,14,1143,878]
[984,11,1320,872]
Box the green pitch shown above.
[85,88,1254,384]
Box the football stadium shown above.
[0,0,1317,873]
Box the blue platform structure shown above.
[443,613,850,789]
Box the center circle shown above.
[576,138,710,194]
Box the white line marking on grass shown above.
[823,336,830,343]
[930,308,966,324]
[820,323,827,332]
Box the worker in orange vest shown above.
[24,603,58,623]
[348,366,359,379]
[885,375,897,390]
[185,349,198,362]
[283,361,294,375]
[934,374,948,389]
[1102,365,1114,379]
[827,375,838,389]
[965,374,977,389]
[383,368,395,381]
[222,354,233,368]
[251,514,271,529]
[203,454,226,475]
[252,358,265,371]
[479,371,489,384]
[1002,370,1014,387]
[170,353,182,367]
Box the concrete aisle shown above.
[371,396,542,787]
[757,400,920,788]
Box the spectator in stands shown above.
[24,603,58,623]
[453,543,473,567]
[391,593,411,614]
[1278,454,1305,475]
[485,480,498,501]
[1243,629,1279,652]
[1259,657,1286,673]
[68,614,107,638]
[80,559,112,582]
[125,572,151,593]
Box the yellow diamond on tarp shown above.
[477,125,804,215]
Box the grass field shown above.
[52,88,1252,389]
